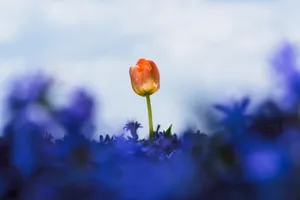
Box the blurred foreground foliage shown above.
[1,43,300,200]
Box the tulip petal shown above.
[129,66,144,96]
[137,59,152,86]
[149,60,160,90]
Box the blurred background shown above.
[0,0,299,139]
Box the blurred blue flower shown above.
[249,100,285,139]
[242,143,290,183]
[214,97,250,135]
[271,42,297,74]
[123,121,142,140]
[271,42,300,111]
[6,72,53,113]
[55,89,95,138]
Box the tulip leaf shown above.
[165,124,172,136]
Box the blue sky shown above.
[0,0,299,138]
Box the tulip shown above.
[129,58,160,96]
[129,58,160,139]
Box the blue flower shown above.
[6,72,52,112]
[123,121,142,140]
[242,143,290,183]
[270,42,300,110]
[214,97,250,135]
[55,89,95,138]
[270,42,297,74]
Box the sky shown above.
[0,0,300,139]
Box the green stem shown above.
[145,94,154,139]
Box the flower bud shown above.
[129,58,160,97]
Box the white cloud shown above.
[0,1,29,43]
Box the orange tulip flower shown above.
[129,58,160,97]
[129,58,160,139]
